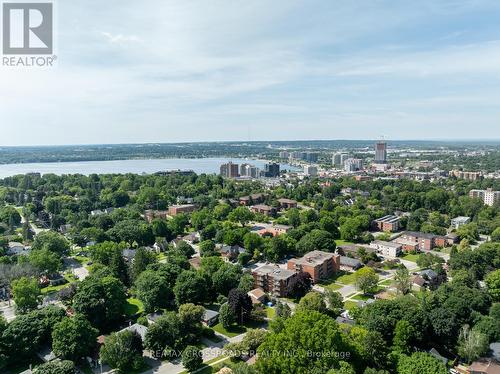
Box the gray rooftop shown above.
[254,265,296,280]
[291,250,336,266]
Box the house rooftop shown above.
[374,215,400,223]
[119,323,148,341]
[339,256,362,268]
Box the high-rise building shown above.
[304,165,318,176]
[332,152,348,167]
[220,162,239,178]
[264,162,280,178]
[344,158,363,172]
[469,188,500,206]
[279,151,290,159]
[374,141,387,164]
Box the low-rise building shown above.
[252,265,297,297]
[277,198,298,210]
[202,309,220,327]
[168,204,196,216]
[248,288,267,305]
[451,216,471,229]
[250,204,277,217]
[219,244,245,262]
[7,242,29,256]
[372,215,400,232]
[339,256,363,271]
[395,231,455,251]
[144,209,169,222]
[370,240,402,257]
[287,250,340,283]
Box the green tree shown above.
[212,263,242,296]
[355,267,379,295]
[52,315,99,361]
[485,269,500,301]
[178,303,205,341]
[257,311,352,374]
[199,240,217,257]
[297,291,327,314]
[11,277,40,313]
[228,206,254,226]
[397,352,447,374]
[131,247,157,280]
[173,271,208,306]
[457,325,489,363]
[100,330,144,373]
[295,229,336,256]
[72,275,127,329]
[182,345,203,372]
[28,249,63,274]
[219,302,235,329]
[228,288,253,324]
[32,231,69,255]
[394,266,412,295]
[33,360,75,374]
[392,320,415,355]
[238,273,255,293]
[324,289,344,315]
[135,270,171,312]
[144,312,181,358]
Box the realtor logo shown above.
[2,2,53,54]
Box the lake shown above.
[0,158,299,177]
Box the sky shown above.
[1,0,500,146]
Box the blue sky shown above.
[1,0,500,145]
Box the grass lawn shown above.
[351,293,373,301]
[336,272,357,285]
[343,300,358,311]
[41,283,68,295]
[265,306,275,319]
[318,270,356,286]
[72,255,91,265]
[324,283,343,291]
[125,298,145,317]
[180,355,231,374]
[335,240,354,246]
[212,322,247,338]
[379,279,393,286]
[401,253,420,262]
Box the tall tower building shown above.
[374,141,387,164]
[220,162,239,178]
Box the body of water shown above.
[0,158,300,177]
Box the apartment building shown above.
[396,231,456,251]
[144,209,169,223]
[450,216,471,229]
[277,198,298,210]
[287,250,340,283]
[168,204,196,216]
[252,265,297,297]
[370,240,402,258]
[372,215,400,232]
[220,162,239,178]
[250,204,277,216]
[469,188,500,207]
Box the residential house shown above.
[248,288,267,305]
[202,309,219,327]
[239,193,266,206]
[219,244,245,262]
[339,256,363,271]
[119,323,148,342]
[468,359,500,374]
[121,249,136,262]
[7,242,29,256]
[370,240,402,258]
[287,250,340,283]
[252,265,298,298]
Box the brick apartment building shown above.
[250,204,277,216]
[252,265,297,297]
[168,204,196,216]
[277,198,298,210]
[395,231,457,251]
[144,210,169,223]
[372,215,401,232]
[287,250,340,283]
[239,193,266,206]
